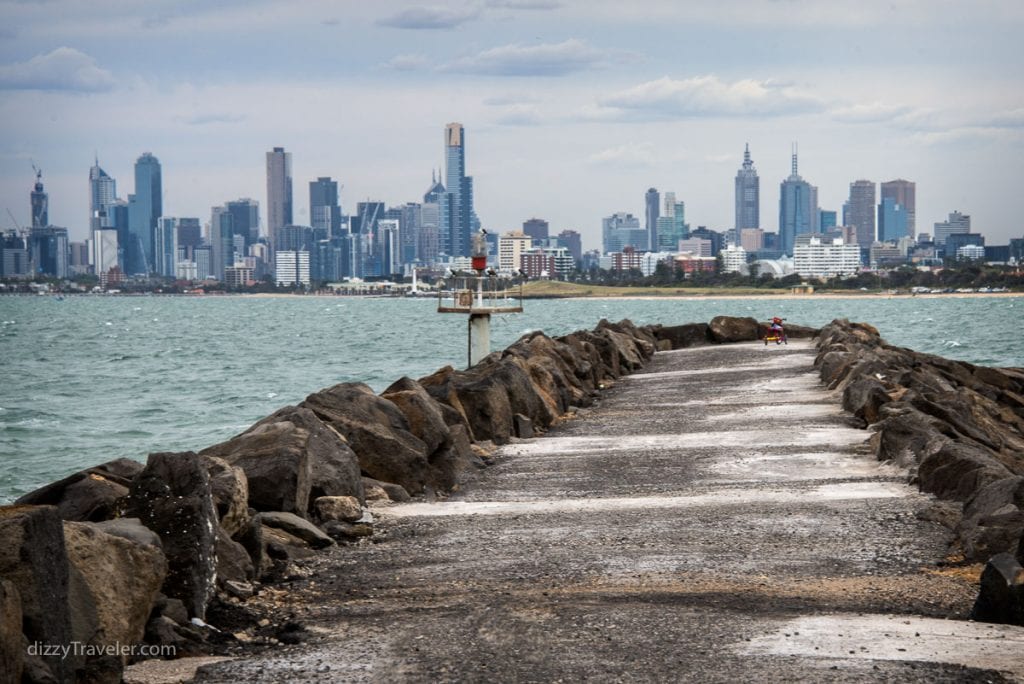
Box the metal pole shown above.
[468,312,491,368]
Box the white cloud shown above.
[492,105,543,126]
[594,75,823,120]
[377,6,479,29]
[587,142,656,167]
[486,0,562,9]
[912,126,1024,146]
[182,113,246,126]
[0,47,115,92]
[382,54,429,71]
[830,102,916,124]
[981,108,1024,129]
[442,39,609,76]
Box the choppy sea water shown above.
[1,294,1021,502]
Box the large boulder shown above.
[0,580,23,683]
[555,333,604,392]
[708,315,760,343]
[15,458,143,522]
[595,324,648,371]
[958,476,1024,561]
[483,357,558,430]
[0,505,75,681]
[869,404,950,470]
[381,377,451,456]
[123,452,218,620]
[917,440,1013,501]
[420,366,515,445]
[652,323,711,349]
[63,521,167,671]
[842,376,892,425]
[202,406,363,517]
[301,383,430,495]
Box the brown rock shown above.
[301,383,429,495]
[15,458,143,522]
[204,456,250,538]
[0,505,75,681]
[314,495,363,523]
[0,580,23,684]
[708,316,760,343]
[63,521,167,661]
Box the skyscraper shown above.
[30,167,47,228]
[309,177,342,238]
[645,188,659,251]
[444,123,475,257]
[127,152,162,274]
[880,179,916,238]
[266,147,293,248]
[656,192,686,251]
[933,211,971,246]
[226,198,260,250]
[847,180,876,247]
[89,157,116,230]
[522,218,549,243]
[734,144,759,231]
[877,197,908,243]
[602,213,645,253]
[778,146,818,256]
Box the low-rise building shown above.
[674,253,717,276]
[720,244,748,274]
[793,235,860,279]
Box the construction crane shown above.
[5,208,24,234]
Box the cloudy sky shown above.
[1,0,1022,249]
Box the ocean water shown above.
[1,293,1021,503]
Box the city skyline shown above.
[1,1,1022,248]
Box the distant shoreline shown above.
[2,290,1020,302]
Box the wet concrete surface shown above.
[194,340,1024,683]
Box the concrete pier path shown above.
[197,340,1024,683]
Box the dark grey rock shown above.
[0,505,76,681]
[970,552,1024,625]
[363,477,411,502]
[216,526,255,584]
[257,511,334,549]
[92,517,162,549]
[708,315,760,343]
[514,413,535,439]
[958,476,1024,561]
[842,376,891,425]
[15,458,142,523]
[301,383,429,495]
[124,451,218,620]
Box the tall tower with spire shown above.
[734,143,759,232]
[778,143,819,256]
[30,166,48,228]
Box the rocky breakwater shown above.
[3,315,786,682]
[815,319,1024,626]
